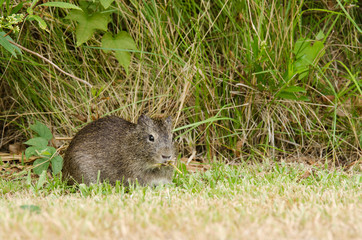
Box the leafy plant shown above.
[65,8,111,47]
[0,1,59,57]
[24,121,63,175]
[65,0,137,73]
[276,33,326,101]
[0,0,136,75]
[292,33,325,80]
[101,32,137,74]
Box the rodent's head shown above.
[136,115,175,165]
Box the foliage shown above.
[0,0,361,167]
[64,0,137,73]
[0,0,136,73]
[101,32,137,74]
[24,121,63,175]
[0,31,21,56]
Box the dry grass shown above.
[1,163,361,240]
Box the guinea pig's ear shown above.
[138,114,152,127]
[165,116,173,129]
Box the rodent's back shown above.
[63,116,137,184]
[62,115,175,186]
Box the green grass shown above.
[0,162,361,239]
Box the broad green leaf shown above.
[282,86,306,93]
[293,38,309,56]
[66,10,111,46]
[293,39,324,67]
[0,32,21,57]
[38,146,56,157]
[302,41,325,65]
[101,32,137,74]
[277,91,298,101]
[51,155,63,174]
[100,0,115,9]
[293,38,325,80]
[25,146,36,160]
[316,31,325,41]
[30,121,53,140]
[40,2,82,11]
[24,137,48,148]
[33,158,50,175]
[277,91,310,101]
[27,15,48,31]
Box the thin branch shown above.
[8,40,92,88]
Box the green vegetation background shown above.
[0,0,361,166]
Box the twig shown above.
[54,137,73,141]
[169,162,183,174]
[8,40,92,88]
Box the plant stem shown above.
[8,40,92,88]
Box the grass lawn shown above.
[1,162,361,240]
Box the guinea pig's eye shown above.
[148,135,154,142]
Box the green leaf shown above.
[66,10,111,46]
[27,14,48,31]
[11,2,24,14]
[25,147,36,160]
[293,38,309,56]
[24,137,48,148]
[282,86,306,93]
[38,146,56,157]
[27,7,34,15]
[100,0,115,9]
[0,32,22,57]
[101,32,137,74]
[33,158,50,175]
[277,91,310,101]
[51,155,63,174]
[30,121,53,140]
[293,38,325,80]
[315,31,325,41]
[277,91,298,101]
[40,2,82,11]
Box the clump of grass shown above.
[0,0,361,165]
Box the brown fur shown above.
[62,115,175,186]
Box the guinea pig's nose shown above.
[162,155,171,163]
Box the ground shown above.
[0,162,361,240]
